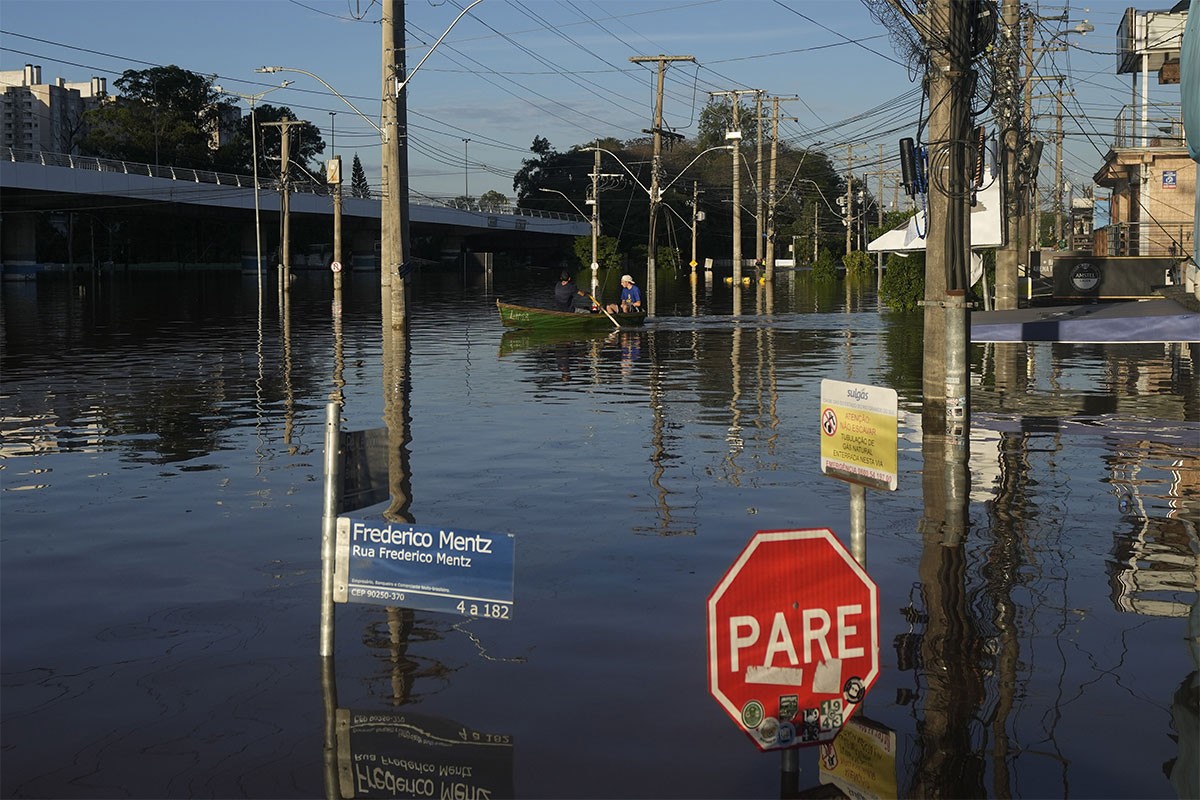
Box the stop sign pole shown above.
[707,528,880,753]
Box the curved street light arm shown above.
[537,187,587,218]
[215,80,293,108]
[396,0,486,96]
[256,66,385,139]
[793,178,843,216]
[584,144,734,200]
[659,145,736,196]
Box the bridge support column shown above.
[1,213,39,279]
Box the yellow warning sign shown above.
[820,379,898,491]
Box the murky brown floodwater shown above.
[2,269,1197,799]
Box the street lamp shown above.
[256,65,385,140]
[539,187,598,296]
[216,80,292,297]
[462,138,470,200]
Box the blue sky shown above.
[0,0,1173,215]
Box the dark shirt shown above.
[555,279,579,311]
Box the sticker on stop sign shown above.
[707,528,879,750]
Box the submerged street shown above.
[2,270,1197,799]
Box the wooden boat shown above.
[496,300,646,331]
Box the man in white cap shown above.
[606,274,642,314]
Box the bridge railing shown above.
[4,147,588,223]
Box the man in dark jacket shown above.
[554,271,586,311]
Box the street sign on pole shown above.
[707,529,880,751]
[820,379,898,491]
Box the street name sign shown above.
[334,518,514,620]
[820,379,898,491]
[336,709,513,799]
[707,529,880,750]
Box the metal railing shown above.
[1113,103,1186,149]
[1097,221,1194,258]
[3,147,587,223]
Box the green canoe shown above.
[496,300,646,331]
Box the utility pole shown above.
[1054,79,1064,247]
[844,144,854,255]
[590,147,600,296]
[381,0,410,328]
[996,0,1022,310]
[630,54,694,317]
[262,117,304,291]
[764,96,797,283]
[329,156,343,291]
[914,0,973,430]
[754,90,765,270]
[690,180,701,275]
[711,89,758,298]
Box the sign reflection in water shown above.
[0,271,1195,799]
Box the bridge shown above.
[0,148,589,277]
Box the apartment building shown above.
[0,64,107,155]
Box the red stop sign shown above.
[707,529,879,751]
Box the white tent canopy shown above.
[867,167,1003,287]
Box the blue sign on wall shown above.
[1163,170,1177,189]
[334,518,515,619]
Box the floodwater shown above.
[1,269,1197,800]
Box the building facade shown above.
[1,64,108,155]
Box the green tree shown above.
[696,100,751,149]
[223,104,324,177]
[880,251,925,312]
[572,234,621,271]
[843,250,873,281]
[812,248,839,281]
[350,154,371,198]
[81,65,223,168]
[478,190,508,211]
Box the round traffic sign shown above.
[707,528,879,750]
[330,261,342,273]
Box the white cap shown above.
[621,274,634,283]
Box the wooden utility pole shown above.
[262,117,304,291]
[630,54,694,317]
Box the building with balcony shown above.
[1093,3,1193,269]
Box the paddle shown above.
[587,293,622,329]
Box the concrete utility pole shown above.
[754,91,765,269]
[690,180,701,275]
[763,96,797,282]
[710,89,758,297]
[329,156,343,291]
[996,0,1022,310]
[381,0,410,328]
[590,147,601,296]
[844,144,854,255]
[630,54,694,318]
[918,0,973,431]
[262,117,304,291]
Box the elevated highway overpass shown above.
[1,148,589,276]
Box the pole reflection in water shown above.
[909,422,985,798]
